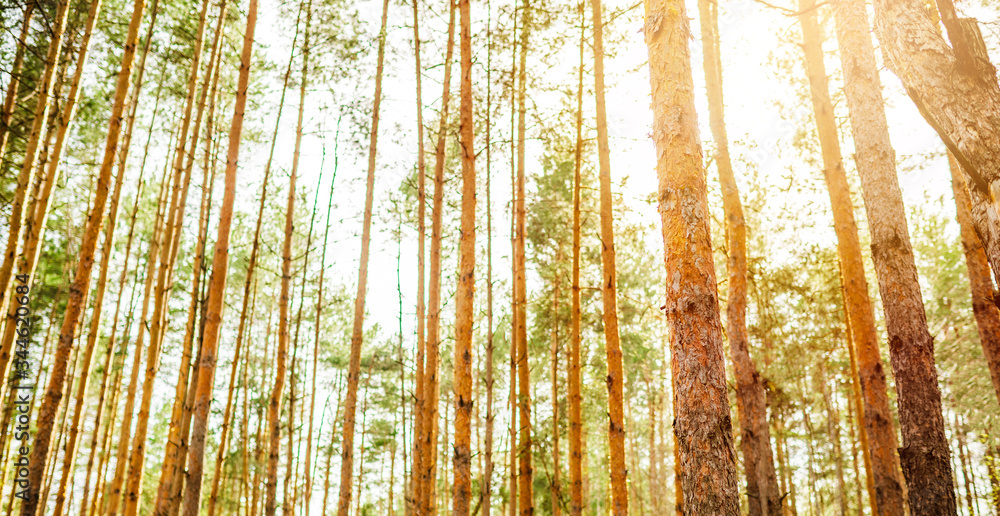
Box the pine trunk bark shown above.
[797,2,909,513]
[451,0,477,509]
[696,0,780,513]
[642,0,740,511]
[872,0,1000,292]
[832,0,957,512]
[336,0,389,511]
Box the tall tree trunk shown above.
[336,0,389,511]
[589,0,627,512]
[508,5,520,514]
[514,2,533,514]
[179,0,259,510]
[949,154,1000,406]
[569,4,584,513]
[0,2,35,162]
[843,296,878,514]
[482,11,495,508]
[452,0,477,508]
[642,0,740,511]
[0,0,69,337]
[796,2,909,513]
[696,0,780,513]
[18,0,146,511]
[410,0,429,508]
[418,1,456,513]
[831,0,957,511]
[844,376,865,515]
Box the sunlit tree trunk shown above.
[482,16,495,508]
[589,0,626,511]
[514,2,533,513]
[18,0,145,511]
[336,0,389,511]
[178,0,259,510]
[796,2,909,513]
[550,274,561,516]
[696,1,779,513]
[643,0,740,511]
[451,0,477,508]
[831,0,957,511]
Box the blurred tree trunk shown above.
[410,0,428,505]
[643,0,740,512]
[569,4,584,515]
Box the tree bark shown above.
[832,0,957,512]
[452,0,477,509]
[589,0,627,512]
[642,0,741,511]
[336,0,389,511]
[796,2,909,513]
[696,0,780,513]
[410,0,429,508]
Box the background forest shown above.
[0,0,999,513]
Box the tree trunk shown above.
[589,0,627,512]
[482,15,495,508]
[843,296,879,514]
[336,0,389,511]
[642,0,740,511]
[452,0,477,509]
[178,0,258,510]
[105,141,174,516]
[18,0,146,511]
[417,1,456,513]
[550,273,561,516]
[569,5,584,514]
[796,2,909,513]
[872,0,1000,289]
[514,2,533,514]
[831,0,957,511]
[410,0,429,506]
[696,0,780,513]
[819,364,847,515]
